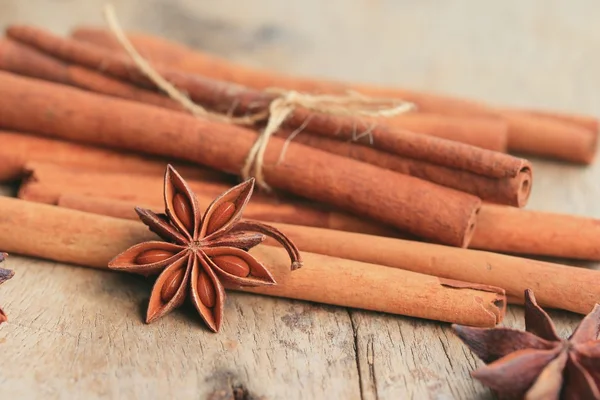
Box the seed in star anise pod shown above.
[453,289,600,399]
[0,252,14,324]
[109,165,302,332]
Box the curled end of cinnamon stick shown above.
[515,165,533,208]
[440,278,507,326]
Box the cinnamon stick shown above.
[55,191,600,262]
[19,162,398,237]
[19,157,522,239]
[503,108,599,133]
[470,204,600,261]
[68,26,502,116]
[500,109,598,164]
[282,131,531,206]
[7,25,531,183]
[55,193,399,237]
[69,26,598,164]
[26,186,600,308]
[18,161,232,204]
[385,113,508,152]
[262,223,600,315]
[0,40,527,204]
[0,37,510,152]
[0,130,228,182]
[0,197,506,327]
[0,71,481,247]
[0,38,181,111]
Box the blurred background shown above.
[1,0,599,213]
[1,0,598,113]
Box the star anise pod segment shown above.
[109,166,302,332]
[0,252,14,324]
[453,289,600,399]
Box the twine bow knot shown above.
[105,4,416,191]
[241,89,415,189]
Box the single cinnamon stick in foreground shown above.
[0,37,509,152]
[70,26,599,164]
[31,188,600,309]
[0,72,481,247]
[0,130,228,182]
[0,40,526,204]
[0,197,505,327]
[7,26,530,182]
[39,192,600,310]
[263,223,600,315]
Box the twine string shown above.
[104,4,416,191]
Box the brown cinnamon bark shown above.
[20,160,595,261]
[70,26,599,164]
[18,162,232,204]
[0,197,506,327]
[0,38,181,111]
[500,109,598,164]
[263,223,600,315]
[502,108,599,133]
[470,204,600,260]
[0,37,510,152]
[56,193,399,237]
[0,74,472,246]
[7,25,530,182]
[54,191,600,262]
[22,186,600,310]
[282,131,531,206]
[0,130,227,182]
[67,26,503,116]
[385,113,508,151]
[0,40,528,204]
[18,162,398,237]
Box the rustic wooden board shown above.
[0,1,598,399]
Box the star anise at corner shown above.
[0,252,14,324]
[453,289,600,399]
[108,165,302,332]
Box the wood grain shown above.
[0,1,599,399]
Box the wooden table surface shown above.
[1,1,599,398]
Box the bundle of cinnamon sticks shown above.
[0,22,599,328]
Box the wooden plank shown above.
[0,256,361,399]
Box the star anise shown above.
[109,165,302,332]
[0,252,14,324]
[453,289,600,399]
